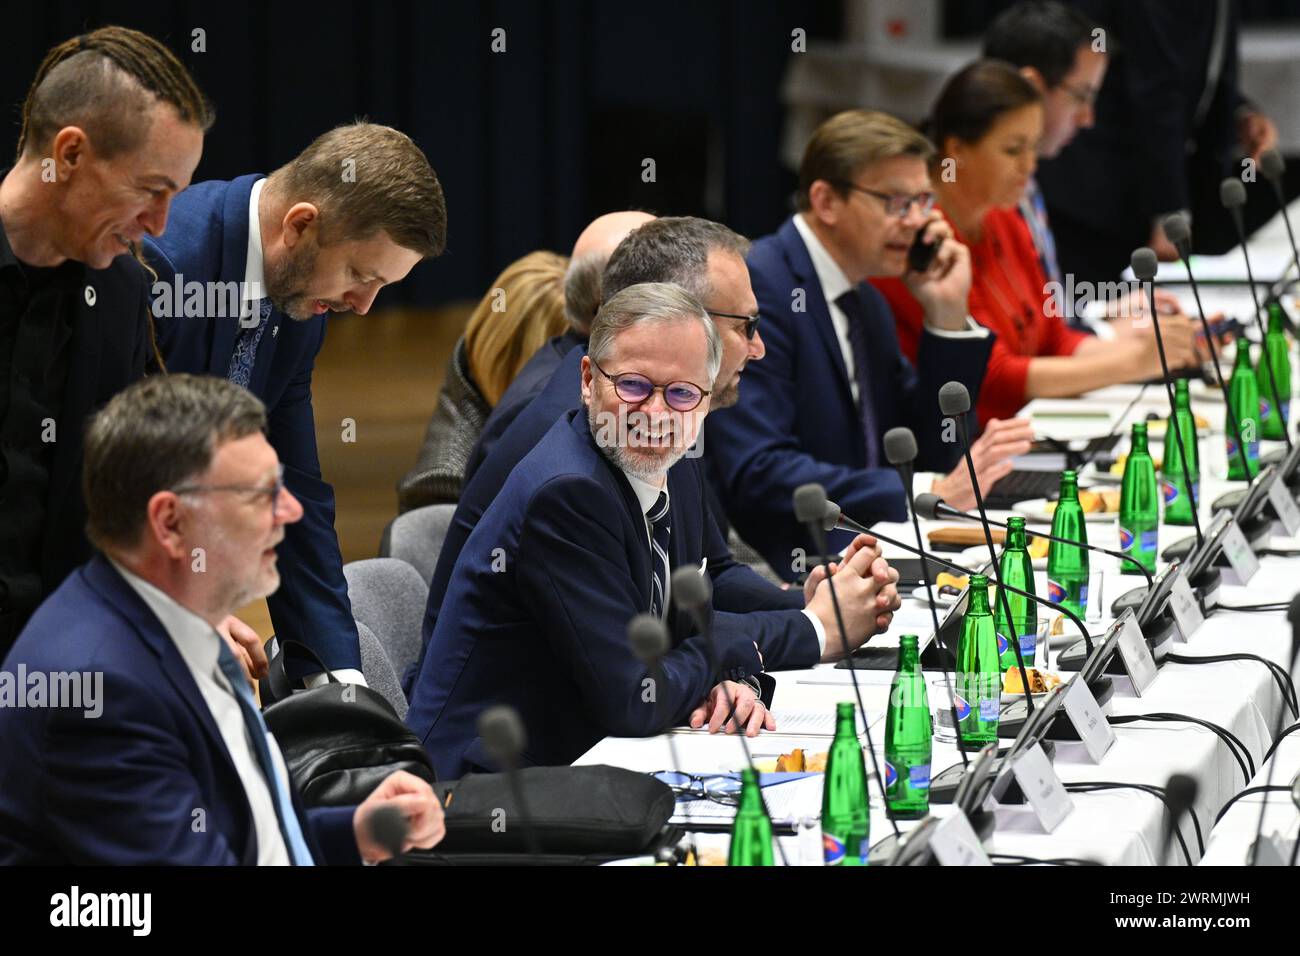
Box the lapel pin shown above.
[83,285,96,307]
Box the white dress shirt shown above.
[625,470,827,656]
[110,559,293,866]
[242,178,366,689]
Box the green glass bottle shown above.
[728,767,774,866]
[1257,302,1292,441]
[993,516,1036,670]
[1119,422,1159,576]
[821,702,869,865]
[1161,377,1201,526]
[1046,470,1090,615]
[1227,338,1261,480]
[956,574,1000,750]
[884,635,932,820]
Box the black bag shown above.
[261,640,436,807]
[402,765,679,865]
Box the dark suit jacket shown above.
[407,344,815,695]
[704,217,992,580]
[405,410,817,778]
[37,257,153,612]
[143,175,361,673]
[0,555,359,864]
[464,328,585,482]
[1036,0,1245,280]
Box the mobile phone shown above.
[908,224,938,273]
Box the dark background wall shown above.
[0,1,842,306]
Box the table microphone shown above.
[937,381,1036,717]
[671,566,793,862]
[1221,177,1293,454]
[1161,773,1198,866]
[366,804,410,865]
[1248,592,1300,865]
[628,613,696,864]
[478,704,541,856]
[883,426,968,768]
[822,500,1115,733]
[1260,149,1300,301]
[1162,212,1255,483]
[792,483,901,837]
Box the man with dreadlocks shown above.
[0,26,210,656]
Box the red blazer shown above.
[873,205,1088,427]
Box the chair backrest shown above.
[343,558,429,680]
[379,504,458,587]
[356,620,407,720]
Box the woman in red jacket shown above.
[874,60,1201,428]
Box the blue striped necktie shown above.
[836,289,882,469]
[214,640,315,865]
[648,491,671,618]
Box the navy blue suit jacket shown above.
[464,328,585,482]
[407,345,815,695]
[143,176,361,673]
[705,217,993,580]
[406,410,816,778]
[0,556,359,864]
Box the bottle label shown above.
[909,764,932,790]
[1079,583,1089,606]
[996,631,1009,656]
[979,697,1000,722]
[1261,398,1272,422]
[823,833,846,866]
[1162,481,1179,505]
[1283,401,1291,423]
[1047,580,1066,603]
[1119,527,1134,551]
[1140,529,1158,552]
[885,760,898,791]
[1020,633,1037,656]
[954,693,972,722]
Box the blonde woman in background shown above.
[399,251,568,510]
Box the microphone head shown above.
[822,500,842,532]
[793,483,829,525]
[913,492,943,520]
[366,804,409,858]
[1219,177,1247,210]
[1288,593,1300,664]
[1164,772,1198,814]
[670,564,712,611]
[1292,773,1300,813]
[478,705,527,767]
[1162,212,1192,250]
[883,427,918,466]
[1260,148,1286,184]
[627,613,669,664]
[1130,247,1159,282]
[937,381,971,416]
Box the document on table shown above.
[666,707,883,736]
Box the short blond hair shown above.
[797,110,934,211]
[463,251,569,407]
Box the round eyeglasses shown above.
[591,358,710,412]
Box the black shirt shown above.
[0,218,82,630]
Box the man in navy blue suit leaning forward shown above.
[144,122,447,689]
[406,282,902,778]
[0,374,444,864]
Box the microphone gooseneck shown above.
[1220,177,1292,453]
[1247,591,1300,865]
[793,482,901,836]
[884,427,969,768]
[1260,149,1300,293]
[1132,247,1205,548]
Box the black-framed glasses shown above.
[591,358,710,412]
[705,308,761,341]
[651,770,743,806]
[173,463,288,517]
[839,183,936,219]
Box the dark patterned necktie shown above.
[648,491,671,618]
[836,289,881,468]
[228,298,272,389]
